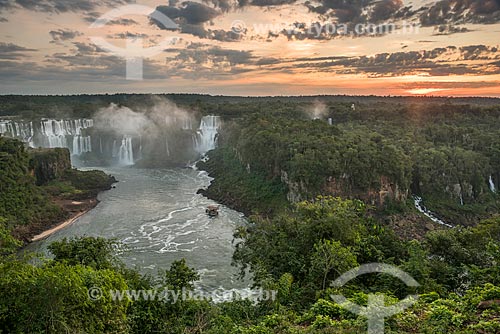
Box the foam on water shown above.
[25,166,250,292]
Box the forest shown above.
[0,95,499,333]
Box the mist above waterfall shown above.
[93,104,154,136]
[305,100,328,120]
[88,98,219,167]
[93,98,196,137]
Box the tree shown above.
[163,258,200,291]
[310,239,358,290]
[48,236,120,270]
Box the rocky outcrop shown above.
[282,172,408,208]
[29,148,71,185]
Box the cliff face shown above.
[29,148,71,185]
[281,170,407,207]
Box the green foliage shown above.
[0,260,129,334]
[199,100,500,225]
[48,236,120,270]
[1,96,500,332]
[0,136,62,230]
[310,240,358,290]
[0,217,21,255]
[162,258,200,291]
[198,147,289,216]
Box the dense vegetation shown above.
[0,136,116,242]
[202,100,500,227]
[0,95,499,333]
[1,206,499,333]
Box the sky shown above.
[0,0,499,96]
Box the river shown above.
[24,166,250,293]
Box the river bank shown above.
[30,199,97,242]
[13,170,116,244]
[196,148,288,217]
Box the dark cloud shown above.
[49,29,82,42]
[82,11,100,23]
[84,15,138,25]
[0,42,36,59]
[433,24,470,35]
[155,2,219,25]
[370,0,403,22]
[162,43,256,79]
[0,16,7,22]
[305,0,370,23]
[108,18,138,25]
[72,41,106,54]
[255,57,280,65]
[180,23,242,41]
[420,0,500,26]
[301,0,499,27]
[203,0,233,12]
[267,45,500,77]
[171,44,253,64]
[0,0,134,13]
[153,3,243,41]
[108,32,150,39]
[250,0,297,6]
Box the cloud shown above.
[162,43,255,78]
[370,0,403,22]
[249,0,297,6]
[420,0,500,26]
[433,25,470,35]
[400,81,500,90]
[84,12,138,25]
[152,3,243,41]
[154,2,219,26]
[0,42,36,59]
[304,0,404,24]
[267,45,500,77]
[0,0,134,13]
[49,29,82,42]
[108,32,150,39]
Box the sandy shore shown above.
[31,209,91,242]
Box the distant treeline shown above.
[1,93,500,118]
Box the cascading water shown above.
[165,137,171,157]
[181,117,193,130]
[118,136,134,165]
[489,175,496,193]
[0,118,93,154]
[0,120,34,147]
[195,116,220,155]
[72,135,92,155]
[2,115,222,165]
[413,196,453,228]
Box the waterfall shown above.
[413,196,453,228]
[41,120,67,148]
[138,135,143,160]
[195,116,220,155]
[166,137,170,157]
[1,118,93,155]
[489,175,496,193]
[72,135,92,155]
[0,120,33,143]
[112,140,118,157]
[181,117,193,130]
[118,136,134,165]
